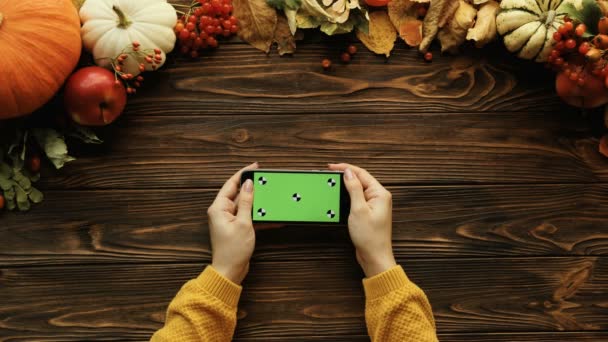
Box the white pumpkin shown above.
[80,0,177,76]
[496,0,573,62]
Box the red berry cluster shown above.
[322,45,358,70]
[548,17,608,87]
[110,41,163,95]
[174,0,239,58]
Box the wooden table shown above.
[2,40,608,341]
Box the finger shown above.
[236,179,254,222]
[207,197,237,217]
[328,163,383,190]
[343,168,367,213]
[216,162,258,202]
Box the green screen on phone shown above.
[252,171,342,222]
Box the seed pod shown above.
[593,34,608,49]
[586,48,602,62]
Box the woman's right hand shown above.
[328,163,397,278]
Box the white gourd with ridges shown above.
[80,0,177,76]
[496,0,573,62]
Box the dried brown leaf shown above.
[72,0,86,10]
[399,18,423,46]
[233,0,278,53]
[466,0,499,48]
[600,135,608,158]
[437,0,476,54]
[438,0,460,28]
[274,13,296,55]
[356,11,397,57]
[388,0,422,46]
[419,0,460,52]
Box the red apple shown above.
[64,66,127,126]
[556,67,608,109]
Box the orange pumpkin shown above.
[0,0,81,119]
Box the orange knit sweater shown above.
[151,265,437,341]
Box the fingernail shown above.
[344,168,353,180]
[243,179,253,192]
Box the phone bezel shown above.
[240,169,350,225]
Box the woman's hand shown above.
[328,163,397,278]
[207,163,258,284]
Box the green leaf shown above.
[0,162,11,179]
[0,176,13,191]
[267,0,301,10]
[559,0,602,35]
[7,197,16,211]
[12,169,31,190]
[20,131,27,162]
[28,187,44,204]
[4,186,15,201]
[15,186,30,211]
[31,128,76,170]
[67,124,104,144]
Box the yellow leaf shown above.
[437,0,476,54]
[356,11,397,57]
[233,0,278,53]
[419,0,460,52]
[466,0,499,48]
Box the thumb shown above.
[343,168,366,213]
[237,179,254,221]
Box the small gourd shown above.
[496,0,572,62]
[80,0,178,76]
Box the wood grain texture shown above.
[128,42,567,115]
[36,113,608,190]
[236,332,608,342]
[0,257,607,340]
[2,184,607,266]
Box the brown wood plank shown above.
[2,184,607,266]
[133,43,565,115]
[437,332,608,342]
[37,113,607,190]
[236,332,608,341]
[0,257,606,339]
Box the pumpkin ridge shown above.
[513,21,543,56]
[497,9,541,35]
[520,23,546,59]
[0,0,81,119]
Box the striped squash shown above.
[496,0,572,62]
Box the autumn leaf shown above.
[72,0,86,10]
[356,11,397,57]
[599,0,608,16]
[419,0,460,52]
[466,0,499,48]
[437,0,476,54]
[600,135,608,158]
[233,0,278,53]
[388,0,422,47]
[274,12,296,55]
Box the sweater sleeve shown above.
[363,265,438,342]
[150,266,242,342]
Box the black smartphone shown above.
[240,169,350,224]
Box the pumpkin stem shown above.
[112,6,132,29]
[0,13,4,29]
